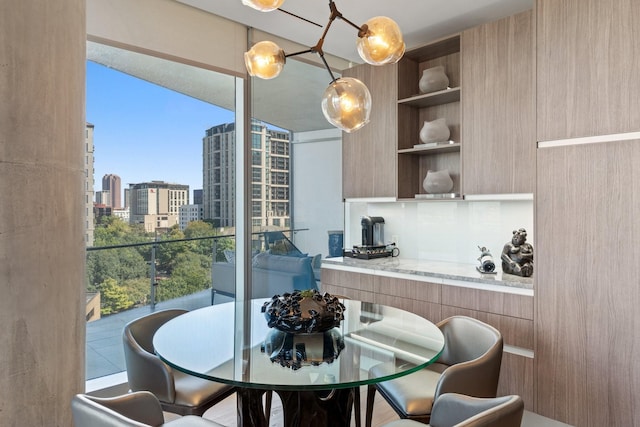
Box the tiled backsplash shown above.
[345,199,534,265]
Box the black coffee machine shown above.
[341,216,394,259]
[361,216,385,247]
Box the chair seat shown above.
[380,421,428,427]
[71,392,228,427]
[164,415,226,427]
[379,394,524,427]
[372,362,446,416]
[173,370,235,409]
[123,309,237,416]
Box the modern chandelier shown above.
[242,0,405,132]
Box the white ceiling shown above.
[89,1,535,133]
[178,0,533,64]
[175,0,534,132]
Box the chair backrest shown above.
[71,391,165,427]
[434,316,504,400]
[122,309,188,402]
[429,393,524,427]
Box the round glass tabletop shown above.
[153,298,444,391]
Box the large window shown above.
[84,43,345,387]
[85,42,236,381]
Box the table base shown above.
[237,387,356,427]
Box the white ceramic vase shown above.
[419,118,450,144]
[423,169,454,194]
[419,65,449,93]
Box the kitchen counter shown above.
[321,256,533,292]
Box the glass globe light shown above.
[357,16,405,65]
[321,77,372,132]
[241,0,285,12]
[244,41,286,80]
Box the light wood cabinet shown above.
[342,63,397,199]
[537,0,640,141]
[535,1,640,424]
[320,267,534,409]
[535,139,640,426]
[396,35,462,200]
[461,10,536,195]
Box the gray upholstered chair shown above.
[380,393,524,427]
[123,309,236,416]
[71,391,226,426]
[365,316,503,426]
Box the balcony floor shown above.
[86,289,233,380]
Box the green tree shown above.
[87,216,151,314]
[214,237,235,262]
[99,278,133,315]
[94,216,150,246]
[122,277,151,307]
[156,226,188,275]
[156,253,211,302]
[184,221,216,257]
[87,246,148,288]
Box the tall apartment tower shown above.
[102,173,121,209]
[202,121,290,228]
[193,189,203,205]
[129,181,189,233]
[123,188,130,208]
[85,123,95,246]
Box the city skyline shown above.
[86,61,235,197]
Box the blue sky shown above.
[86,61,234,197]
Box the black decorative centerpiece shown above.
[261,290,346,369]
[261,328,345,370]
[261,289,346,334]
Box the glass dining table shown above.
[153,298,444,427]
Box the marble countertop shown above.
[321,256,534,290]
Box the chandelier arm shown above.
[284,48,316,58]
[328,0,368,37]
[317,51,338,83]
[337,15,368,36]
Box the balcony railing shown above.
[85,228,308,380]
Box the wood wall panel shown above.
[411,301,442,324]
[342,63,397,198]
[321,268,338,286]
[374,293,412,312]
[441,286,533,320]
[373,275,412,297]
[412,280,441,303]
[537,0,640,140]
[497,352,534,411]
[461,9,536,194]
[536,140,640,426]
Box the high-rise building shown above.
[202,121,290,228]
[123,188,130,208]
[85,123,95,246]
[112,207,130,223]
[193,189,203,205]
[102,173,122,209]
[94,190,110,206]
[129,181,189,233]
[179,204,203,230]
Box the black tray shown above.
[343,250,392,260]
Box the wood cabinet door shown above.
[342,63,397,199]
[536,139,640,426]
[537,0,640,141]
[461,10,535,195]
